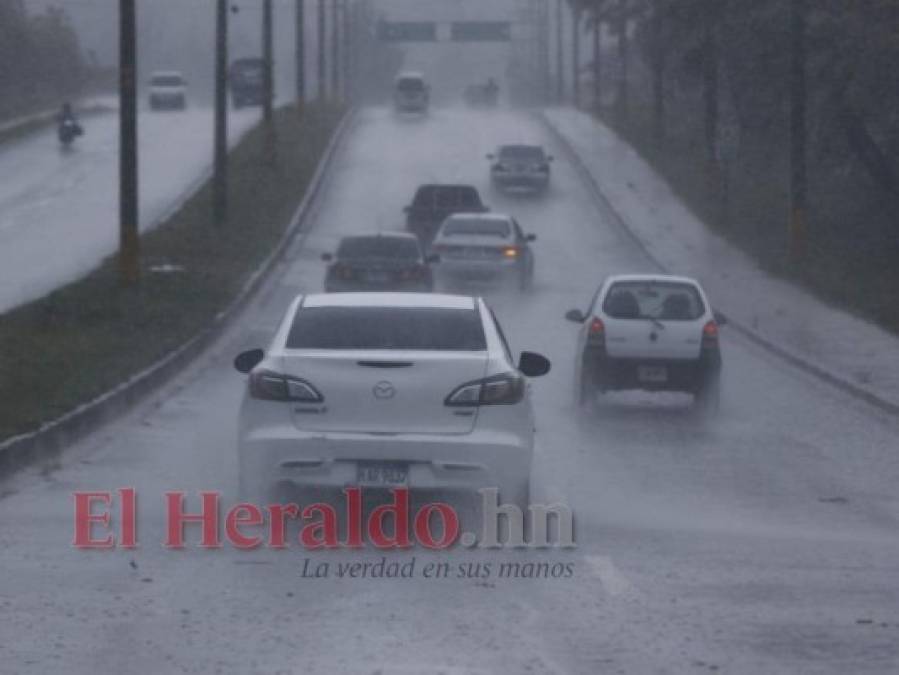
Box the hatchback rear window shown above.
[397,78,425,92]
[337,237,420,260]
[287,307,487,350]
[603,281,705,321]
[151,75,184,86]
[443,218,510,238]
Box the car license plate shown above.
[637,365,668,383]
[356,462,408,487]
[365,271,390,283]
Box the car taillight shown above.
[503,246,520,259]
[445,372,525,407]
[702,320,719,347]
[249,370,324,402]
[587,317,605,346]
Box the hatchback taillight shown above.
[445,372,525,407]
[250,370,324,402]
[587,317,605,346]
[702,320,719,348]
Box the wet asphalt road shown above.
[0,104,261,313]
[1,106,898,674]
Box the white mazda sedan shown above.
[234,293,550,508]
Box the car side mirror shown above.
[321,252,334,262]
[526,233,537,242]
[234,348,264,374]
[425,253,440,264]
[486,153,495,160]
[519,351,551,378]
[714,311,728,326]
[565,309,586,323]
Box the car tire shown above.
[575,359,594,408]
[695,376,721,416]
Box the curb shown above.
[538,110,899,418]
[0,107,357,477]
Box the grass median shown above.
[0,102,345,443]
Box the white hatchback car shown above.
[565,274,725,411]
[235,293,550,507]
[148,70,187,110]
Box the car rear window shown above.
[413,186,482,209]
[397,78,425,92]
[337,237,419,260]
[443,218,510,238]
[498,146,545,161]
[603,281,706,321]
[287,307,487,350]
[151,75,184,86]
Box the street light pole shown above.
[790,0,807,261]
[262,0,274,125]
[213,0,228,226]
[555,0,563,103]
[317,0,327,100]
[296,0,306,106]
[331,0,340,101]
[119,0,139,285]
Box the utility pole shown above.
[262,0,274,125]
[342,0,352,103]
[213,0,228,226]
[615,0,628,125]
[650,0,665,145]
[571,5,581,109]
[555,0,563,103]
[592,13,601,111]
[119,0,139,286]
[296,0,306,106]
[331,0,340,101]
[317,0,327,100]
[790,0,807,261]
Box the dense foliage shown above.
[0,0,85,119]
[576,0,899,331]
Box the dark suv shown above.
[404,184,488,243]
[321,233,436,293]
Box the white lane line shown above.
[584,554,641,599]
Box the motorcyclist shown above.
[57,102,77,125]
[57,102,83,144]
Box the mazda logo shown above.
[372,381,396,400]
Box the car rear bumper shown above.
[324,278,433,293]
[491,172,549,190]
[584,351,721,393]
[239,426,532,495]
[149,94,185,107]
[437,258,520,280]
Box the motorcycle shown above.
[58,118,84,147]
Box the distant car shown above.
[565,274,724,412]
[148,71,187,110]
[488,145,553,193]
[230,58,267,109]
[405,184,489,243]
[234,292,551,508]
[321,233,436,293]
[431,213,536,291]
[394,72,430,113]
